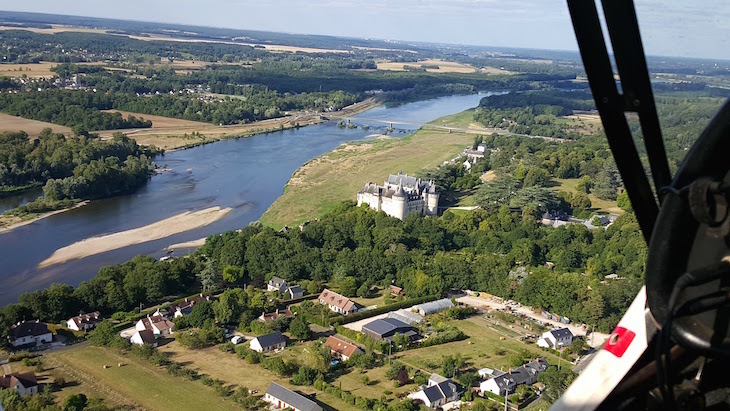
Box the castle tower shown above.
[392,183,407,220]
[425,181,439,215]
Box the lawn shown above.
[552,178,623,214]
[47,345,238,411]
[259,128,474,228]
[396,317,567,375]
[158,341,359,411]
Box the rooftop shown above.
[265,382,322,411]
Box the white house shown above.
[264,382,322,411]
[408,374,461,409]
[130,329,158,347]
[135,314,175,336]
[0,373,38,398]
[250,331,286,353]
[537,328,574,349]
[66,312,102,331]
[287,285,304,299]
[318,289,358,315]
[480,358,548,396]
[8,321,52,348]
[268,276,289,293]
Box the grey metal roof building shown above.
[361,318,420,342]
[387,309,424,324]
[265,382,322,411]
[254,331,286,348]
[549,328,574,340]
[412,298,454,316]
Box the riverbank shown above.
[96,97,382,152]
[259,126,474,228]
[0,200,89,234]
[38,206,232,268]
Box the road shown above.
[456,295,609,348]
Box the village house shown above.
[135,313,175,336]
[250,331,286,353]
[258,307,294,323]
[66,312,102,331]
[357,172,439,220]
[324,336,363,362]
[268,277,304,299]
[464,143,488,160]
[264,382,322,411]
[8,321,52,348]
[390,285,405,297]
[408,374,462,409]
[480,358,549,396]
[318,289,358,315]
[0,372,39,398]
[361,318,420,342]
[537,328,574,349]
[172,294,211,318]
[130,329,158,347]
[268,276,290,293]
[287,285,304,299]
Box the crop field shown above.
[377,59,477,74]
[0,62,57,77]
[259,128,474,228]
[0,112,72,136]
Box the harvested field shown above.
[103,110,210,128]
[0,112,72,136]
[377,59,476,73]
[0,61,57,77]
[0,25,107,35]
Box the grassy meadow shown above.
[259,128,474,228]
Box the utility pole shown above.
[558,347,563,370]
[504,393,508,411]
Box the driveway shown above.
[456,295,609,347]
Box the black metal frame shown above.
[566,0,672,242]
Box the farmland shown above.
[0,113,72,136]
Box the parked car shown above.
[231,336,245,345]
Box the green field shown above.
[396,317,567,374]
[48,346,238,411]
[552,178,623,214]
[259,128,474,228]
[427,108,478,128]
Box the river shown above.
[0,92,492,306]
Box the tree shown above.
[616,190,632,211]
[523,167,550,188]
[538,366,577,404]
[442,354,465,378]
[576,175,593,194]
[288,315,311,340]
[222,265,245,285]
[198,258,221,292]
[64,393,88,411]
[339,276,358,297]
[213,288,246,324]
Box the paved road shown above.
[456,295,609,348]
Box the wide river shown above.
[0,92,492,306]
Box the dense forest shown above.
[0,130,157,202]
[0,202,644,339]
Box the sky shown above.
[1,0,729,60]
